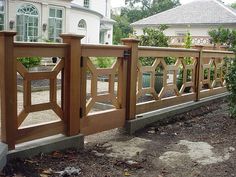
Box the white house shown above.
[131,0,236,45]
[0,0,115,44]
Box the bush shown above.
[177,32,193,92]
[138,25,170,66]
[139,26,169,47]
[17,57,42,69]
[208,27,231,46]
[92,57,115,68]
[226,57,236,118]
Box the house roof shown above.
[131,0,236,27]
[101,16,116,24]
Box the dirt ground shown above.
[1,99,236,177]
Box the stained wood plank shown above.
[80,109,126,135]
[25,71,56,80]
[199,87,227,99]
[16,121,65,143]
[136,94,196,114]
[14,43,68,58]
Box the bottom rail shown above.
[80,109,126,135]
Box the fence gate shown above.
[79,45,129,135]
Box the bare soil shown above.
[2,99,236,177]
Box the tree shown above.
[231,2,236,9]
[112,13,133,44]
[208,27,231,47]
[139,25,169,47]
[138,26,170,66]
[112,0,180,44]
[124,0,180,19]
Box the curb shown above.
[0,143,8,171]
[125,93,229,134]
[8,134,84,160]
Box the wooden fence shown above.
[0,32,234,150]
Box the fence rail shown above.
[169,36,212,45]
[0,32,234,149]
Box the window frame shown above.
[48,6,64,43]
[84,0,90,8]
[16,3,39,42]
[78,19,86,30]
[0,0,5,31]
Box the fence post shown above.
[60,34,84,136]
[0,32,17,149]
[195,45,204,101]
[121,38,140,120]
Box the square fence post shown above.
[0,32,17,149]
[195,45,204,101]
[121,38,140,120]
[60,34,84,136]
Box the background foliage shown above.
[226,59,236,118]
[112,0,180,44]
[17,57,42,69]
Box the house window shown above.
[0,0,5,31]
[176,31,187,36]
[175,31,187,43]
[84,0,90,8]
[48,7,63,42]
[16,4,39,42]
[99,31,105,44]
[78,19,86,29]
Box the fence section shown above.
[15,42,67,144]
[0,31,234,150]
[80,44,130,135]
[136,47,199,114]
[199,50,234,99]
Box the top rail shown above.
[82,44,131,57]
[14,42,69,58]
[202,49,235,58]
[138,46,200,57]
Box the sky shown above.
[111,0,236,8]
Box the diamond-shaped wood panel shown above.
[86,58,121,115]
[137,57,196,101]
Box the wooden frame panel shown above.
[14,45,66,140]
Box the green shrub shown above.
[138,25,170,67]
[184,32,192,49]
[226,57,236,118]
[17,57,42,69]
[139,26,169,47]
[92,57,115,68]
[177,32,193,92]
[208,27,231,46]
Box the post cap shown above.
[0,31,17,36]
[60,33,85,39]
[121,38,140,43]
[194,45,204,48]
